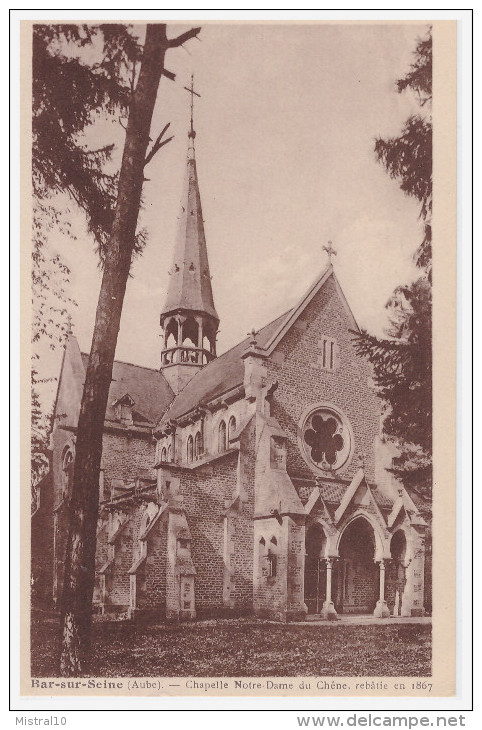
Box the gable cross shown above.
[323,241,337,264]
[248,328,259,347]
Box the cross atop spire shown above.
[183,74,201,141]
[323,240,337,264]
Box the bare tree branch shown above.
[144,136,174,166]
[144,122,174,166]
[167,26,201,48]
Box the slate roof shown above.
[159,309,291,426]
[318,482,348,504]
[295,478,394,511]
[161,153,218,322]
[371,488,394,509]
[80,353,174,426]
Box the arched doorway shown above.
[304,523,327,614]
[336,517,379,614]
[386,530,407,616]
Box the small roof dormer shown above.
[112,393,135,426]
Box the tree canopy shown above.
[32,24,140,255]
[352,28,432,500]
[31,25,142,489]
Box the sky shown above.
[37,22,428,401]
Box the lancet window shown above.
[218,420,227,453]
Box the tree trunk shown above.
[58,24,168,676]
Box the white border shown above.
[8,5,473,719]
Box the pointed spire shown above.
[161,149,218,322]
[160,78,219,391]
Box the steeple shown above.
[160,77,219,394]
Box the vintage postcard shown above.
[19,17,459,701]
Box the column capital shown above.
[321,555,338,621]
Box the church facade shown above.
[32,123,430,623]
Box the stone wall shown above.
[142,515,168,612]
[49,424,156,606]
[101,432,156,499]
[265,276,381,485]
[253,517,287,620]
[174,452,240,613]
[228,420,257,609]
[108,517,134,608]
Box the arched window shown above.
[187,436,193,464]
[268,536,278,578]
[228,416,237,444]
[194,431,203,460]
[218,420,227,453]
[160,447,167,462]
[182,317,199,348]
[62,448,74,497]
[164,318,178,349]
[167,444,172,462]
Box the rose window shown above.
[300,406,352,472]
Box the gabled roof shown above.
[334,469,390,525]
[159,262,361,427]
[293,477,394,512]
[387,488,427,527]
[371,488,395,509]
[158,309,290,426]
[80,352,174,426]
[261,264,359,355]
[317,481,349,505]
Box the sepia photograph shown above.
[20,17,459,699]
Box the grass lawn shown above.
[31,618,431,677]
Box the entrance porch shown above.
[304,515,390,620]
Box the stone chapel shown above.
[32,110,431,623]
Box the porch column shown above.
[373,559,390,618]
[321,557,338,620]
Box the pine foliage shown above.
[30,25,141,491]
[352,29,432,500]
[32,24,140,256]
